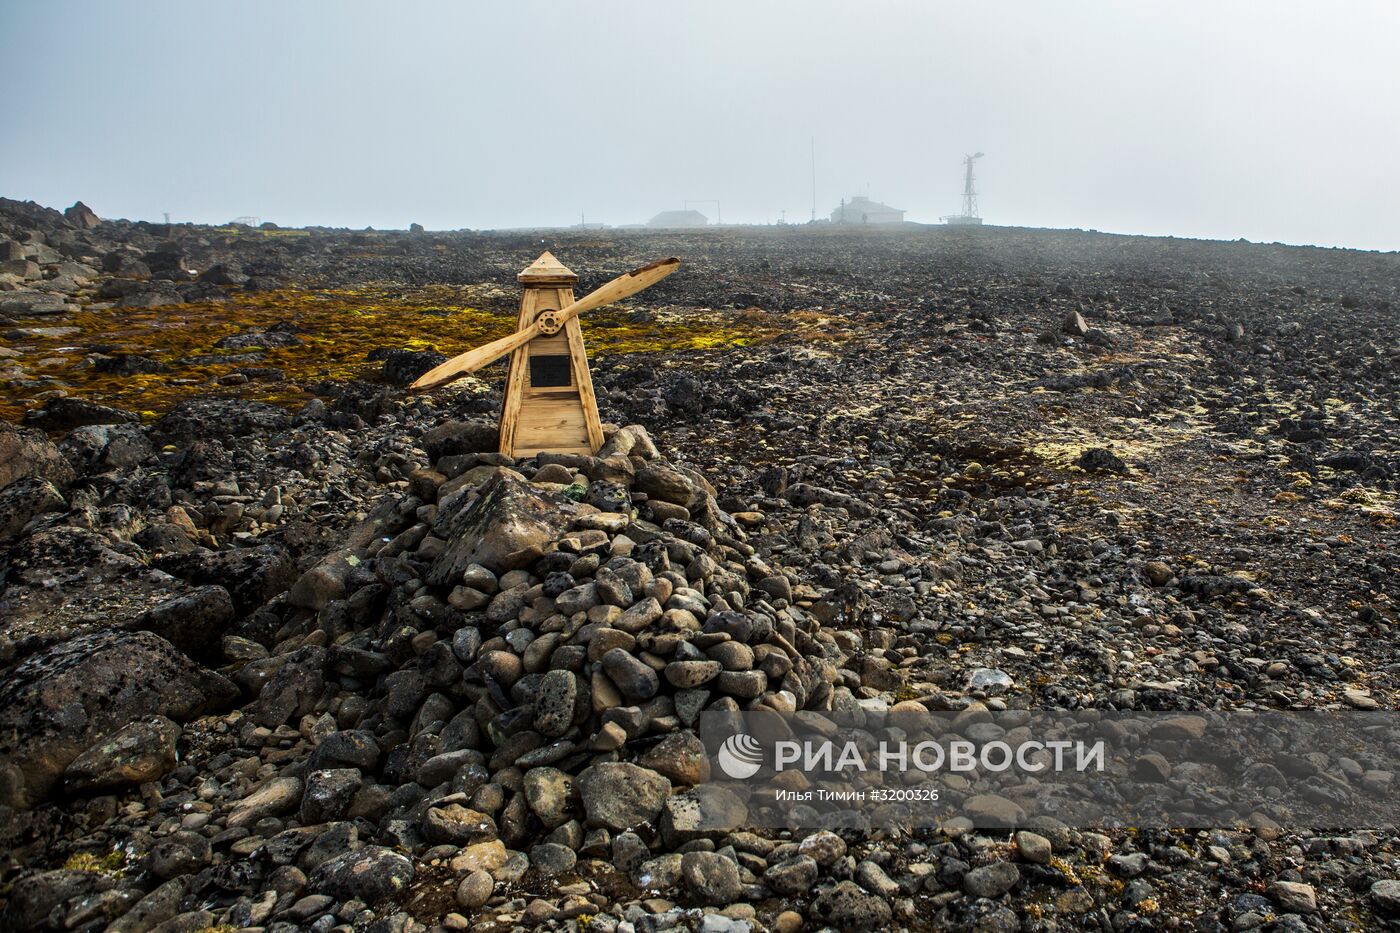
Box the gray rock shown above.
[681,851,742,905]
[251,645,327,728]
[765,855,819,895]
[228,776,303,828]
[637,731,710,786]
[310,730,381,771]
[577,762,671,831]
[1268,881,1317,914]
[716,670,766,699]
[27,397,139,432]
[601,647,659,701]
[429,473,580,581]
[0,291,67,314]
[808,880,892,931]
[962,794,1025,828]
[799,830,847,866]
[423,803,496,845]
[456,870,494,909]
[106,877,186,933]
[634,464,697,507]
[309,846,414,903]
[1108,852,1149,878]
[0,629,236,805]
[964,862,1020,898]
[665,660,721,688]
[0,476,66,543]
[0,426,75,490]
[660,785,747,848]
[0,869,116,931]
[154,542,295,616]
[555,582,599,615]
[300,769,363,823]
[533,670,578,738]
[523,766,575,828]
[1371,880,1400,914]
[966,668,1013,695]
[615,596,663,633]
[416,749,477,787]
[855,860,900,898]
[131,585,234,655]
[1014,830,1052,864]
[530,842,577,877]
[62,715,181,792]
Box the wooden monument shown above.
[411,252,679,457]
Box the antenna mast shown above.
[961,152,985,219]
[684,200,721,225]
[810,136,817,222]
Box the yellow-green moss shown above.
[1,285,845,424]
[63,850,127,878]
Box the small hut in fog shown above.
[831,196,905,225]
[648,209,708,228]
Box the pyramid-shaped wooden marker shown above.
[500,252,603,457]
[409,252,679,456]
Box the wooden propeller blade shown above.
[549,257,679,331]
[410,325,542,390]
[410,257,680,391]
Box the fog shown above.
[2,1,1396,249]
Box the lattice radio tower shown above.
[961,152,985,219]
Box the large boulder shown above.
[372,348,448,386]
[130,585,235,655]
[420,419,500,460]
[0,477,66,544]
[0,426,75,490]
[23,397,140,433]
[427,472,581,583]
[63,201,101,229]
[0,291,68,315]
[309,846,414,903]
[0,869,116,931]
[0,630,237,806]
[154,543,296,615]
[152,398,292,445]
[576,762,671,831]
[0,527,225,651]
[62,715,181,793]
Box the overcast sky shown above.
[2,1,1396,249]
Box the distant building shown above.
[831,196,904,225]
[828,194,907,224]
[648,209,708,228]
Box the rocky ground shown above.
[2,196,1399,932]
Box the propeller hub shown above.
[537,309,564,335]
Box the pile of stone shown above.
[1,422,938,932]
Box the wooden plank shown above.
[499,288,544,455]
[517,398,589,433]
[513,444,595,458]
[564,315,604,452]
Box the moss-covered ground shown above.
[1,285,805,422]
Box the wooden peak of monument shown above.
[407,251,681,459]
[518,251,579,285]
